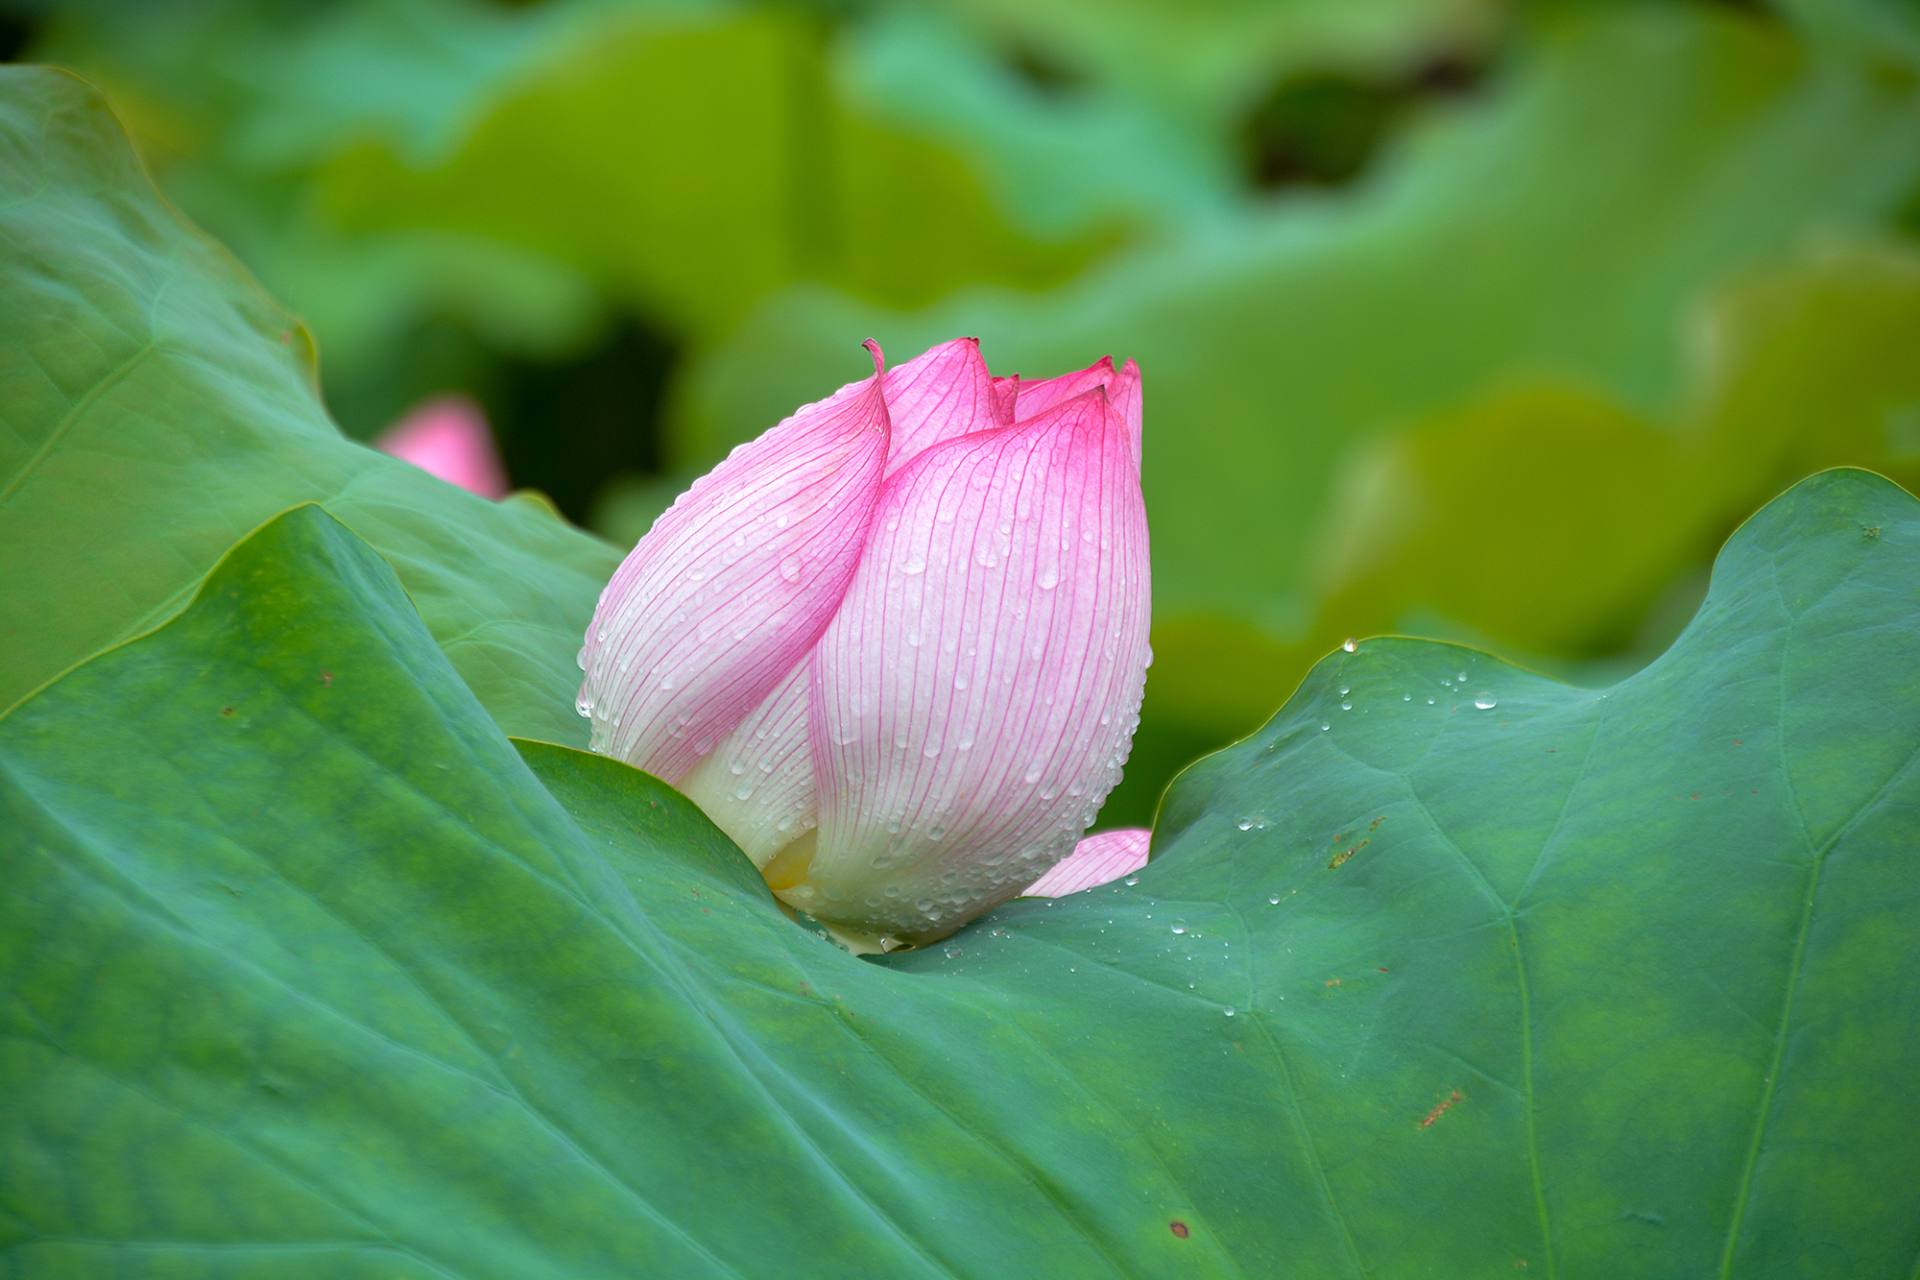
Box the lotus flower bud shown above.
[579,339,1151,945]
[376,396,508,499]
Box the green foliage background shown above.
[17,0,1920,822]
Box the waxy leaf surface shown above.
[0,67,620,741]
[4,471,1916,1276]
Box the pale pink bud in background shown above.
[375,396,509,499]
[579,338,1151,945]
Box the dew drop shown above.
[1473,694,1498,710]
[1223,1006,1236,1018]
[1170,923,1187,936]
[1122,875,1140,887]
[1267,894,1282,905]
[1341,638,1357,653]
[901,557,927,576]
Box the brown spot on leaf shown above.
[319,671,333,687]
[1328,837,1369,869]
[1419,1089,1465,1129]
[1169,1221,1190,1239]
[1369,815,1385,831]
[1324,977,1342,988]
[220,706,235,717]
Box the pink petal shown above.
[882,338,1000,478]
[1012,357,1143,467]
[1022,828,1151,897]
[679,660,816,868]
[579,343,889,783]
[375,396,508,499]
[792,388,1152,941]
[988,375,1020,426]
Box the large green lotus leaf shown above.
[672,8,1920,822]
[0,66,621,741]
[6,464,1919,1273]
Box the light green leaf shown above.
[4,463,1916,1274]
[0,65,620,742]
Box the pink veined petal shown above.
[882,337,1000,478]
[793,387,1152,941]
[988,375,1020,426]
[1012,357,1143,468]
[375,396,508,499]
[579,343,889,783]
[1108,359,1143,467]
[679,659,816,868]
[1022,828,1151,897]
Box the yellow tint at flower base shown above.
[577,338,1152,945]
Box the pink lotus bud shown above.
[580,339,1151,945]
[374,396,508,499]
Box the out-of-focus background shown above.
[9,0,1918,825]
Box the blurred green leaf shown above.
[318,5,1118,333]
[6,471,1917,1275]
[0,66,620,743]
[1771,0,1920,70]
[1309,238,1920,666]
[670,8,1920,821]
[31,0,1164,434]
[917,0,1504,123]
